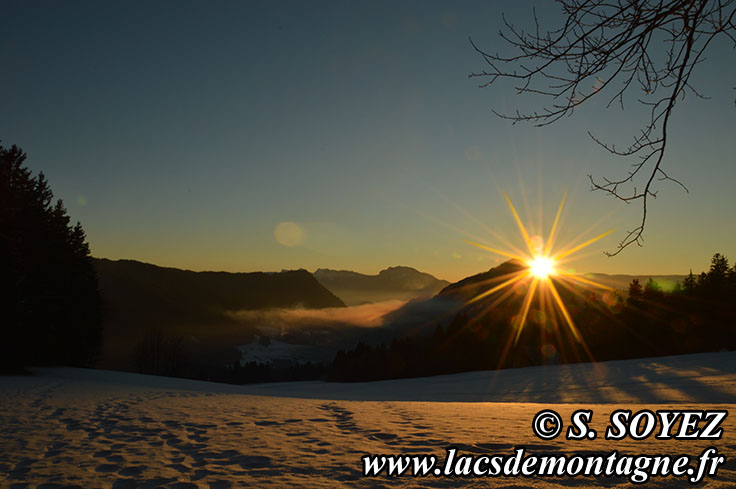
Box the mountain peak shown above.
[439,259,526,298]
[313,266,450,305]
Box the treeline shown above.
[326,253,736,382]
[220,361,327,383]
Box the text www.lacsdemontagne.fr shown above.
[362,447,725,484]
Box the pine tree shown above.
[707,253,730,284]
[627,278,643,306]
[683,270,697,294]
[0,143,101,370]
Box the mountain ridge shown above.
[313,266,450,305]
[95,258,346,311]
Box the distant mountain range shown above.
[92,257,687,378]
[313,266,450,305]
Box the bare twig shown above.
[470,0,735,255]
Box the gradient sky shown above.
[2,0,735,281]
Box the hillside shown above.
[313,266,449,305]
[437,259,527,300]
[96,259,345,312]
[94,258,345,372]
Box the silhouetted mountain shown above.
[313,266,449,305]
[355,261,528,344]
[97,259,344,311]
[438,259,527,300]
[94,258,344,373]
[372,259,615,342]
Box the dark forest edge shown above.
[1,144,101,372]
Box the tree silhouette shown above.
[708,252,730,280]
[0,143,101,371]
[470,0,735,255]
[700,252,732,298]
[683,269,697,293]
[627,278,643,305]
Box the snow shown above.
[244,351,736,403]
[1,352,735,488]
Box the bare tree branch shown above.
[470,0,736,255]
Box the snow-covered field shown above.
[1,352,735,488]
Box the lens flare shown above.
[466,191,616,365]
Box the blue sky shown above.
[2,0,735,281]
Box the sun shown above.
[529,256,555,279]
[464,191,616,364]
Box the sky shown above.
[2,0,735,282]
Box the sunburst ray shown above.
[553,228,616,261]
[467,271,528,305]
[462,191,614,365]
[504,193,537,256]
